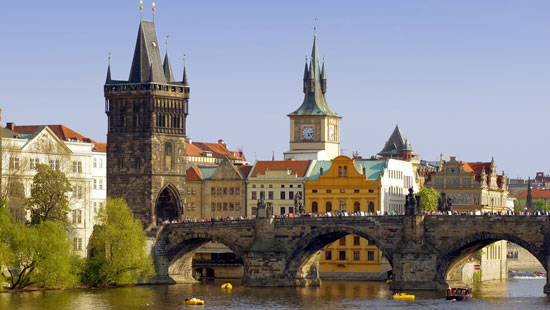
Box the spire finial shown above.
[152,2,156,22]
[314,18,319,35]
[108,52,112,66]
[165,35,169,51]
[139,0,143,20]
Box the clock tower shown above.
[284,31,341,161]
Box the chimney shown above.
[218,139,227,148]
[187,137,192,144]
[6,122,14,131]
[320,168,324,175]
[363,167,366,176]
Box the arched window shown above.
[344,166,348,177]
[368,201,375,213]
[354,201,360,213]
[326,201,332,213]
[338,166,342,177]
[312,202,318,213]
[165,143,173,169]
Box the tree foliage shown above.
[533,199,549,212]
[418,187,439,212]
[85,198,154,286]
[0,208,78,290]
[27,164,72,225]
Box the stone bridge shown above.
[148,215,550,293]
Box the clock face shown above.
[329,125,335,141]
[301,126,314,140]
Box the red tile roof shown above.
[93,142,107,152]
[13,125,96,143]
[462,161,504,190]
[185,142,242,160]
[186,166,203,181]
[239,165,253,178]
[513,189,550,199]
[250,160,311,178]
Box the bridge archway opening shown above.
[288,229,393,283]
[440,234,547,287]
[155,185,181,223]
[167,236,245,282]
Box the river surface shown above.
[1,278,549,310]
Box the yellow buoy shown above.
[221,283,233,290]
[183,298,204,305]
[386,279,392,284]
[392,293,415,301]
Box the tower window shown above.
[165,143,173,170]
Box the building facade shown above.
[185,139,248,167]
[369,158,418,213]
[105,20,189,227]
[246,160,311,216]
[1,124,106,257]
[284,31,341,161]
[425,156,509,212]
[305,156,387,279]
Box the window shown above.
[367,251,375,261]
[297,184,302,188]
[252,184,256,188]
[223,203,228,211]
[339,251,346,261]
[117,158,123,170]
[251,206,257,215]
[289,207,294,214]
[165,143,173,169]
[9,157,20,170]
[368,189,374,193]
[289,191,294,200]
[312,202,318,213]
[223,188,228,195]
[340,189,346,193]
[338,166,342,177]
[280,192,286,200]
[99,159,103,168]
[312,189,318,193]
[72,161,82,173]
[251,191,257,200]
[211,203,216,211]
[354,189,360,193]
[353,236,360,246]
[73,209,82,224]
[344,166,348,177]
[235,202,241,211]
[49,159,59,170]
[339,201,346,210]
[211,187,216,195]
[353,251,360,261]
[135,158,141,169]
[354,201,360,213]
[339,237,346,246]
[229,187,234,195]
[280,207,286,215]
[235,187,241,195]
[93,179,97,190]
[268,191,274,200]
[289,184,293,188]
[217,202,222,211]
[368,202,375,213]
[93,158,97,168]
[30,158,39,169]
[187,187,192,195]
[325,251,332,260]
[326,189,332,193]
[217,188,223,195]
[326,201,332,213]
[74,186,83,199]
[99,179,103,190]
[73,238,82,251]
[260,184,265,188]
[281,185,285,188]
[269,184,273,188]
[229,202,234,211]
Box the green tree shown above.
[513,199,522,213]
[533,199,549,212]
[27,164,72,225]
[85,198,154,286]
[418,187,439,212]
[0,209,78,290]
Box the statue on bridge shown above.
[294,191,304,215]
[257,191,273,218]
[437,192,452,213]
[405,188,422,216]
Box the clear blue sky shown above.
[1,1,549,178]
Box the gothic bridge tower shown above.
[105,20,189,226]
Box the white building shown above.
[1,124,106,257]
[378,159,418,213]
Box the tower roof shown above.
[378,125,418,157]
[128,21,167,83]
[288,33,339,117]
[163,51,175,82]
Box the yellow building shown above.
[246,160,312,216]
[305,156,388,279]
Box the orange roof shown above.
[250,160,311,178]
[239,165,253,178]
[13,125,95,143]
[185,142,241,160]
[463,161,504,190]
[513,189,550,199]
[186,166,203,181]
[93,142,107,152]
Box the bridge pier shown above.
[545,256,550,294]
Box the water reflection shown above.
[1,279,549,310]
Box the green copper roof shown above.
[198,167,217,180]
[354,160,387,180]
[307,161,333,181]
[288,33,339,118]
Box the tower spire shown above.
[163,36,175,82]
[106,52,112,83]
[182,55,189,85]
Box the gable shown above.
[21,126,72,155]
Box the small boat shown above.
[392,293,415,301]
[183,298,205,305]
[386,279,392,284]
[446,287,472,301]
[221,283,233,290]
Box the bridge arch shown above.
[163,230,247,283]
[286,226,394,285]
[436,231,547,283]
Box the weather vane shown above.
[166,35,170,51]
[139,0,143,20]
[152,2,156,22]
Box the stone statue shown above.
[257,191,267,218]
[294,191,304,214]
[437,192,452,212]
[405,188,420,216]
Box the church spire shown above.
[106,53,112,83]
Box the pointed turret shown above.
[320,60,327,94]
[527,177,533,210]
[378,125,418,158]
[128,21,166,83]
[106,64,112,83]
[302,58,309,93]
[182,65,189,86]
[163,51,175,82]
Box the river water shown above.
[1,278,548,310]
